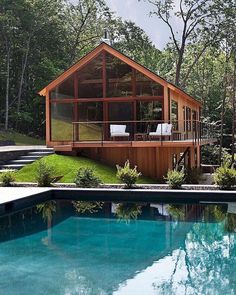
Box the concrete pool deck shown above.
[0,145,49,152]
[0,187,51,204]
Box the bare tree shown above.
[143,0,218,86]
[231,50,236,165]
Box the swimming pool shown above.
[0,199,235,294]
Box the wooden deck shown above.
[53,138,216,152]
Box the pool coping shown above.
[0,187,236,217]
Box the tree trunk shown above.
[175,50,184,86]
[16,36,31,128]
[219,50,229,165]
[4,46,10,131]
[231,51,236,166]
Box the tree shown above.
[110,20,161,72]
[142,0,219,86]
[62,0,110,64]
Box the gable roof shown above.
[38,42,201,105]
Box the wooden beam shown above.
[46,92,50,145]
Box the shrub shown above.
[74,167,101,188]
[1,171,15,187]
[116,160,141,188]
[72,201,104,213]
[36,159,54,187]
[201,145,230,165]
[165,170,185,189]
[115,203,142,222]
[214,166,236,190]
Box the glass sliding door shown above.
[137,100,163,133]
[51,102,74,141]
[171,100,178,130]
[77,102,103,141]
[108,102,134,139]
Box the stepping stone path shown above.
[0,148,54,172]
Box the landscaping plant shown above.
[74,167,101,188]
[115,203,142,222]
[165,169,185,189]
[36,159,55,187]
[214,165,236,190]
[1,171,15,187]
[116,160,141,188]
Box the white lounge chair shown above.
[149,123,172,139]
[110,124,130,139]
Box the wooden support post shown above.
[196,145,201,167]
[74,72,79,141]
[46,92,50,146]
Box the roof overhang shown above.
[38,42,201,106]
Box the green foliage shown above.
[116,160,141,188]
[201,145,230,165]
[1,171,15,187]
[115,203,142,222]
[14,154,154,184]
[165,170,185,189]
[72,201,104,213]
[185,167,203,184]
[167,205,185,220]
[74,167,101,188]
[214,165,236,190]
[36,159,54,187]
[36,201,56,222]
[0,130,44,145]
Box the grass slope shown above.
[0,130,45,145]
[13,154,155,184]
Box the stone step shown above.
[0,164,25,170]
[9,159,35,164]
[18,155,42,160]
[27,151,54,156]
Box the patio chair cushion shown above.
[110,132,130,137]
[149,123,172,136]
[165,124,172,135]
[110,124,129,136]
[149,123,168,136]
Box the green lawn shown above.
[0,130,45,145]
[11,154,155,184]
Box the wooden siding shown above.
[83,146,195,179]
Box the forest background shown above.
[0,0,235,163]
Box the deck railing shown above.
[71,120,216,144]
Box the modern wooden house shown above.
[39,42,215,179]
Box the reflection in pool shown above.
[0,200,235,294]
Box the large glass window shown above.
[51,103,74,141]
[50,76,74,100]
[137,100,163,132]
[108,102,133,136]
[192,110,197,131]
[186,107,191,131]
[108,102,133,122]
[171,100,178,130]
[78,54,103,98]
[77,102,103,140]
[136,71,164,97]
[106,53,132,97]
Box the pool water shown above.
[0,200,235,295]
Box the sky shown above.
[105,0,173,50]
